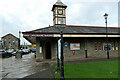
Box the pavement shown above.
[1,53,56,80]
[20,64,56,80]
[2,63,56,80]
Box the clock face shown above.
[58,10,63,15]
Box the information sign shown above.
[70,43,80,50]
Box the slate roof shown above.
[52,0,67,11]
[23,25,119,35]
[2,33,19,39]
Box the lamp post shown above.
[60,31,64,80]
[104,13,109,59]
[19,31,21,49]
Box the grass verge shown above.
[54,60,118,78]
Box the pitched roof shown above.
[23,25,119,35]
[52,0,67,11]
[2,33,19,39]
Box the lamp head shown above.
[104,13,108,19]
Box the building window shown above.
[58,18,63,24]
[115,41,118,50]
[111,40,118,51]
[94,40,103,51]
[13,40,15,45]
[94,41,97,51]
[111,42,114,50]
[9,38,11,44]
[98,41,102,51]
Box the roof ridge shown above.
[23,25,54,33]
[2,33,19,39]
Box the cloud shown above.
[64,0,119,2]
[66,2,118,27]
[0,0,118,44]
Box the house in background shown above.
[0,40,2,49]
[23,0,119,61]
[1,33,20,50]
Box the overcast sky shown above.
[0,0,119,45]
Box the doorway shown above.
[45,42,51,59]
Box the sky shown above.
[0,0,119,45]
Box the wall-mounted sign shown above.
[23,34,53,37]
[104,44,111,51]
[70,43,80,50]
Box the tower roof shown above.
[52,0,67,11]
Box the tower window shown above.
[58,18,63,24]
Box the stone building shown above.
[1,33,20,50]
[0,40,2,49]
[23,0,119,61]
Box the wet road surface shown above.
[0,57,2,80]
[1,53,53,78]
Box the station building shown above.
[23,0,119,61]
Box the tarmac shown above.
[1,53,56,80]
[20,64,56,80]
[2,63,56,80]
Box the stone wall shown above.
[2,34,19,50]
[35,37,118,61]
[62,37,118,61]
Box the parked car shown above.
[12,51,17,56]
[22,49,30,55]
[31,48,36,53]
[12,49,23,56]
[0,49,12,58]
[6,49,14,54]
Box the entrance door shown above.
[45,42,51,59]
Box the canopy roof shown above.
[22,25,119,44]
[23,25,119,34]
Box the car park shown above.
[12,49,23,56]
[12,51,17,56]
[31,48,36,53]
[0,49,12,58]
[6,49,14,54]
[22,49,30,55]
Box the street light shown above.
[60,31,64,80]
[104,13,109,59]
[19,31,21,49]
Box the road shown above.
[1,53,52,79]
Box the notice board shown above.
[70,43,80,50]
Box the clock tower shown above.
[52,0,67,25]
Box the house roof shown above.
[23,25,119,35]
[2,33,19,39]
[52,0,67,11]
